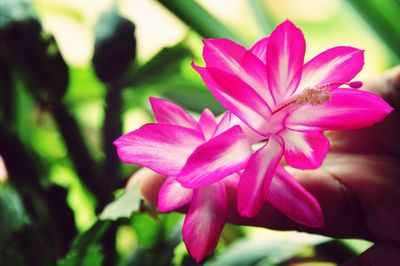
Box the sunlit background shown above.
[1,0,399,265]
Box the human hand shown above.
[134,66,400,265]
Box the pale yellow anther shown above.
[296,87,332,105]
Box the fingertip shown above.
[127,168,167,205]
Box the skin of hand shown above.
[132,66,400,266]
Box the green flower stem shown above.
[52,102,104,200]
[101,83,123,203]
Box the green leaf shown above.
[58,221,110,266]
[0,185,29,248]
[0,0,34,28]
[347,0,400,62]
[122,214,182,266]
[120,42,192,88]
[162,83,225,114]
[99,185,141,221]
[205,235,326,266]
[58,244,104,266]
[248,0,275,34]
[157,0,240,41]
[0,18,69,101]
[72,221,111,252]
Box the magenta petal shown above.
[202,39,274,107]
[157,177,193,212]
[281,130,329,169]
[114,123,204,176]
[267,166,324,227]
[183,183,227,262]
[213,111,231,137]
[149,97,198,129]
[249,37,269,64]
[298,46,364,91]
[223,172,240,188]
[197,108,217,140]
[237,135,284,217]
[177,126,251,188]
[193,65,271,135]
[286,89,393,131]
[230,114,265,144]
[266,20,305,104]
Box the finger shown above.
[127,168,166,205]
[133,164,372,239]
[342,243,400,266]
[224,166,373,240]
[327,66,400,155]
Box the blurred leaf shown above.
[123,216,182,266]
[205,236,316,266]
[58,220,110,265]
[93,6,136,83]
[64,66,106,103]
[58,244,103,266]
[341,239,373,254]
[157,0,240,41]
[0,0,33,28]
[120,42,192,88]
[315,240,357,264]
[347,0,400,61]
[0,54,15,123]
[72,221,111,251]
[221,224,245,245]
[34,0,85,22]
[2,226,57,266]
[162,83,224,114]
[131,213,182,248]
[99,185,140,220]
[249,0,275,34]
[0,17,69,102]
[0,185,29,248]
[131,214,161,248]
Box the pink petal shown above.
[298,46,364,92]
[197,108,217,140]
[286,88,393,131]
[193,64,271,135]
[177,126,251,188]
[281,130,329,169]
[149,97,198,129]
[230,114,265,144]
[114,123,204,176]
[202,39,274,107]
[223,172,241,188]
[183,183,227,262]
[157,177,193,212]
[237,135,284,217]
[249,37,269,64]
[266,166,324,227]
[266,20,305,104]
[213,111,231,136]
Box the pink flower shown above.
[193,20,393,223]
[114,98,251,262]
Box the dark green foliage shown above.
[93,7,136,83]
[0,0,68,102]
[158,0,239,41]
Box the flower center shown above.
[271,81,362,115]
[296,86,332,105]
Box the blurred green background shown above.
[0,0,399,265]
